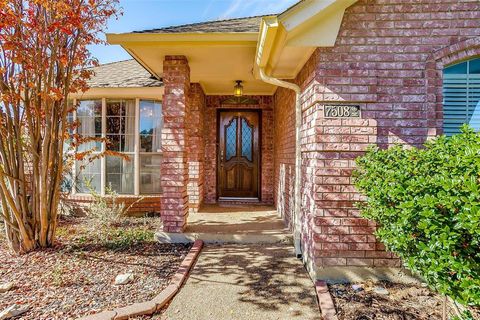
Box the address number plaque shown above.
[324,105,361,118]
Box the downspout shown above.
[258,67,303,258]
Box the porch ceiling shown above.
[107,33,277,95]
[107,0,359,95]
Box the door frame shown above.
[216,108,262,201]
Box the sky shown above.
[90,0,298,64]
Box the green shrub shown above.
[101,228,154,249]
[353,125,480,306]
[80,179,147,248]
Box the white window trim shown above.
[71,97,163,196]
[101,97,106,196]
[134,98,140,195]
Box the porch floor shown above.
[156,204,292,244]
[187,204,286,235]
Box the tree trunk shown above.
[3,221,35,254]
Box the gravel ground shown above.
[0,216,191,320]
[330,281,479,320]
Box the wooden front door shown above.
[218,110,260,199]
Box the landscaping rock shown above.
[114,273,134,285]
[0,283,14,293]
[351,284,364,292]
[373,286,389,295]
[0,304,29,320]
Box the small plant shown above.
[50,265,66,287]
[353,126,480,310]
[81,178,147,249]
[452,310,475,320]
[102,228,154,250]
[58,199,78,217]
[84,180,125,228]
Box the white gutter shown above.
[258,67,303,258]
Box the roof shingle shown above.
[133,15,267,34]
[87,59,162,88]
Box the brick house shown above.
[68,0,480,279]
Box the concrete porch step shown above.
[155,231,293,244]
[157,204,292,244]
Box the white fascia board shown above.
[279,0,338,32]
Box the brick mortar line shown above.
[77,239,204,320]
[315,280,338,320]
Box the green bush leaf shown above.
[353,125,480,307]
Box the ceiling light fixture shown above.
[233,80,243,97]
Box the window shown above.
[71,98,163,195]
[443,57,480,136]
[139,100,162,194]
[106,99,135,194]
[76,100,102,193]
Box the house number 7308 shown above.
[324,105,360,118]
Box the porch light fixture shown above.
[233,80,243,97]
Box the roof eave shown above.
[70,86,164,99]
[107,32,259,45]
[255,0,358,79]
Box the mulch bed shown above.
[0,216,191,320]
[330,281,479,320]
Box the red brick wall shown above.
[187,84,206,213]
[65,195,162,216]
[203,96,274,204]
[274,0,480,270]
[273,88,295,228]
[273,52,319,272]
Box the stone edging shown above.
[78,239,204,320]
[315,280,338,320]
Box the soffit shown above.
[255,0,358,80]
[107,33,276,95]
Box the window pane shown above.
[443,58,480,136]
[77,100,102,152]
[77,100,101,117]
[140,100,162,152]
[468,74,480,131]
[106,99,135,153]
[140,155,162,194]
[469,58,480,74]
[64,101,75,151]
[61,162,74,193]
[140,134,153,152]
[107,99,135,117]
[444,61,467,75]
[76,158,101,193]
[226,118,237,160]
[241,118,253,161]
[106,156,134,194]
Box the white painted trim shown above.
[134,98,140,196]
[101,98,106,196]
[70,87,164,100]
[71,98,77,196]
[107,32,259,44]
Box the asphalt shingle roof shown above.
[87,59,162,88]
[134,15,267,34]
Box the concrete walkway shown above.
[160,244,320,320]
[156,205,292,244]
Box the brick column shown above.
[160,56,190,232]
[186,84,206,213]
